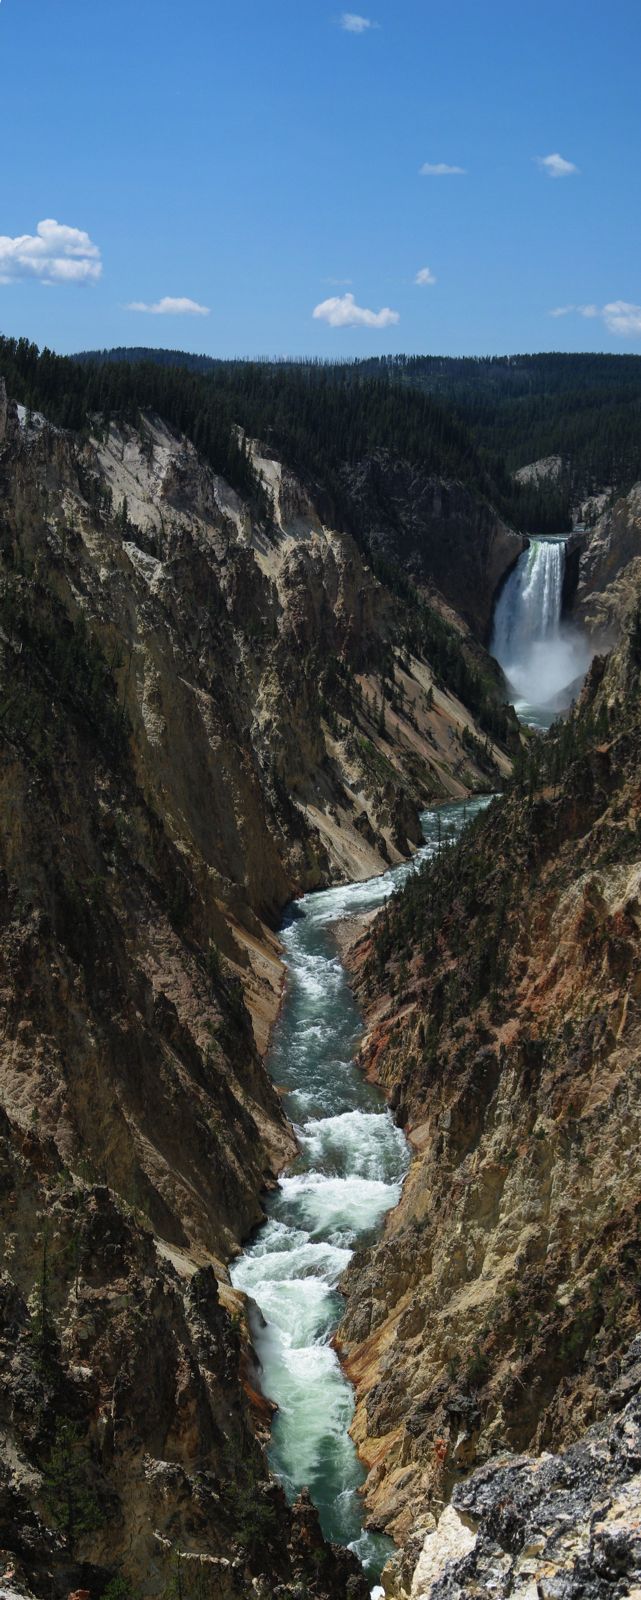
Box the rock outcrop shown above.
[575,481,641,640]
[336,608,641,1584]
[337,452,526,638]
[514,455,563,487]
[407,1337,641,1599]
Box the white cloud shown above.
[550,304,598,318]
[323,276,353,286]
[537,153,579,178]
[126,296,210,316]
[339,12,379,31]
[420,162,466,176]
[313,291,399,329]
[0,218,102,285]
[415,266,437,287]
[548,301,641,337]
[603,301,641,336]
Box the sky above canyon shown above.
[0,0,639,358]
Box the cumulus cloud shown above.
[537,153,579,178]
[126,296,210,316]
[602,301,641,336]
[420,162,466,176]
[548,301,641,337]
[0,219,102,285]
[313,291,399,328]
[415,266,437,287]
[339,12,379,31]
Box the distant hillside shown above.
[3,336,505,520]
[77,347,641,523]
[364,352,641,512]
[77,347,641,401]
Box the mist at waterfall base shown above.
[491,537,592,728]
[231,798,491,1589]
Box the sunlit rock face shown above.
[408,1337,641,1600]
[0,388,510,1597]
[575,480,641,642]
[336,610,641,1572]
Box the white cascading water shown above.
[231,798,492,1593]
[491,537,590,724]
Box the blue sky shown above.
[0,0,639,358]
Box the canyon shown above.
[0,368,516,1600]
[1,343,640,1600]
[336,549,641,1596]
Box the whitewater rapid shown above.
[231,797,491,1585]
[491,536,591,727]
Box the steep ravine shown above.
[3,354,639,1598]
[335,613,641,1596]
[231,799,490,1587]
[0,378,514,1600]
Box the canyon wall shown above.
[0,382,513,1598]
[337,452,526,638]
[575,480,641,641]
[337,612,641,1594]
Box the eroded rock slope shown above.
[408,1336,641,1599]
[576,480,641,642]
[0,378,513,1598]
[338,452,525,639]
[337,608,641,1591]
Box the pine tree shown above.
[42,1422,102,1549]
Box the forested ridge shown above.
[2,335,517,553]
[76,344,641,530]
[9,338,641,540]
[2,336,493,506]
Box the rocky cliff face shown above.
[336,452,526,638]
[336,611,641,1592]
[408,1336,641,1599]
[4,393,509,891]
[0,380,512,1598]
[575,480,641,641]
[0,1105,368,1600]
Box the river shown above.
[230,795,492,1587]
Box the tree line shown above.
[5,338,640,550]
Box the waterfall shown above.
[491,538,590,718]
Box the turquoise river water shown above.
[231,796,491,1588]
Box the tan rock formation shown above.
[337,615,641,1577]
[0,390,511,1597]
[575,481,641,641]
